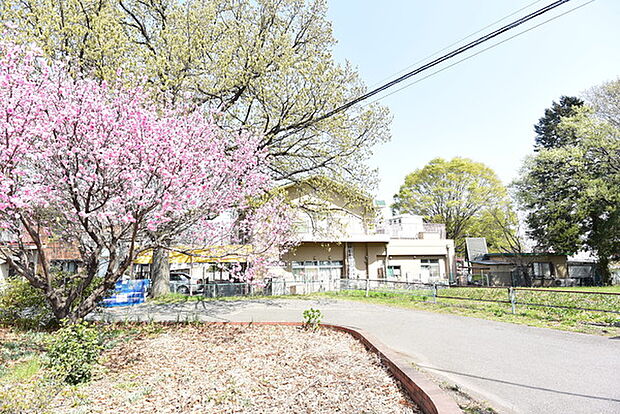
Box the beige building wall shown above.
[280,242,345,279]
[285,184,372,240]
[386,238,456,282]
[550,256,568,278]
[350,242,388,279]
[280,240,454,283]
[283,243,345,264]
[280,242,388,280]
[278,181,456,284]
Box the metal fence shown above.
[338,279,620,316]
[167,278,619,317]
[174,278,341,298]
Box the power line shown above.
[282,0,581,134]
[367,0,547,89]
[361,0,596,108]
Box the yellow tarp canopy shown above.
[134,245,253,265]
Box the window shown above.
[133,264,150,279]
[202,262,246,282]
[387,266,401,278]
[50,260,79,274]
[290,260,343,281]
[293,220,310,234]
[532,262,553,278]
[421,259,440,278]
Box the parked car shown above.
[169,272,193,295]
[168,272,206,295]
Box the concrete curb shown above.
[195,321,463,414]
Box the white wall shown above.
[383,238,456,283]
[0,261,8,289]
[384,256,448,283]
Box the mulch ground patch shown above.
[51,324,420,413]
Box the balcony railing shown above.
[374,222,446,239]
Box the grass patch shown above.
[313,287,620,336]
[2,357,42,381]
[549,286,620,293]
[0,323,165,413]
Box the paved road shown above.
[93,298,620,414]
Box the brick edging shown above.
[321,323,463,414]
[200,321,462,414]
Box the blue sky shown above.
[326,0,620,202]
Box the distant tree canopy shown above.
[515,80,620,284]
[392,157,515,255]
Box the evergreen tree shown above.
[534,96,584,150]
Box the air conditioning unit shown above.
[554,278,576,287]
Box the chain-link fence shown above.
[142,277,620,317]
[338,279,620,316]
[169,278,342,298]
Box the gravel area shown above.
[51,324,420,413]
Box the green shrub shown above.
[46,321,102,385]
[0,277,53,329]
[302,308,322,331]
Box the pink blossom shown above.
[0,40,293,283]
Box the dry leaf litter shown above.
[50,324,421,413]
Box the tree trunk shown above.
[150,247,170,297]
[597,255,611,286]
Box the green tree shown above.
[3,0,390,294]
[516,81,620,284]
[587,78,620,128]
[2,0,389,186]
[392,157,514,254]
[534,95,584,150]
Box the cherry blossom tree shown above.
[0,41,291,321]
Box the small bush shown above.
[47,321,102,384]
[0,277,53,329]
[302,308,322,331]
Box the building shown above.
[0,231,12,287]
[0,257,7,288]
[611,262,620,285]
[469,252,569,286]
[0,229,83,288]
[273,180,456,286]
[132,245,252,283]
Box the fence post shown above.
[509,287,516,314]
[433,283,437,303]
[365,278,370,297]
